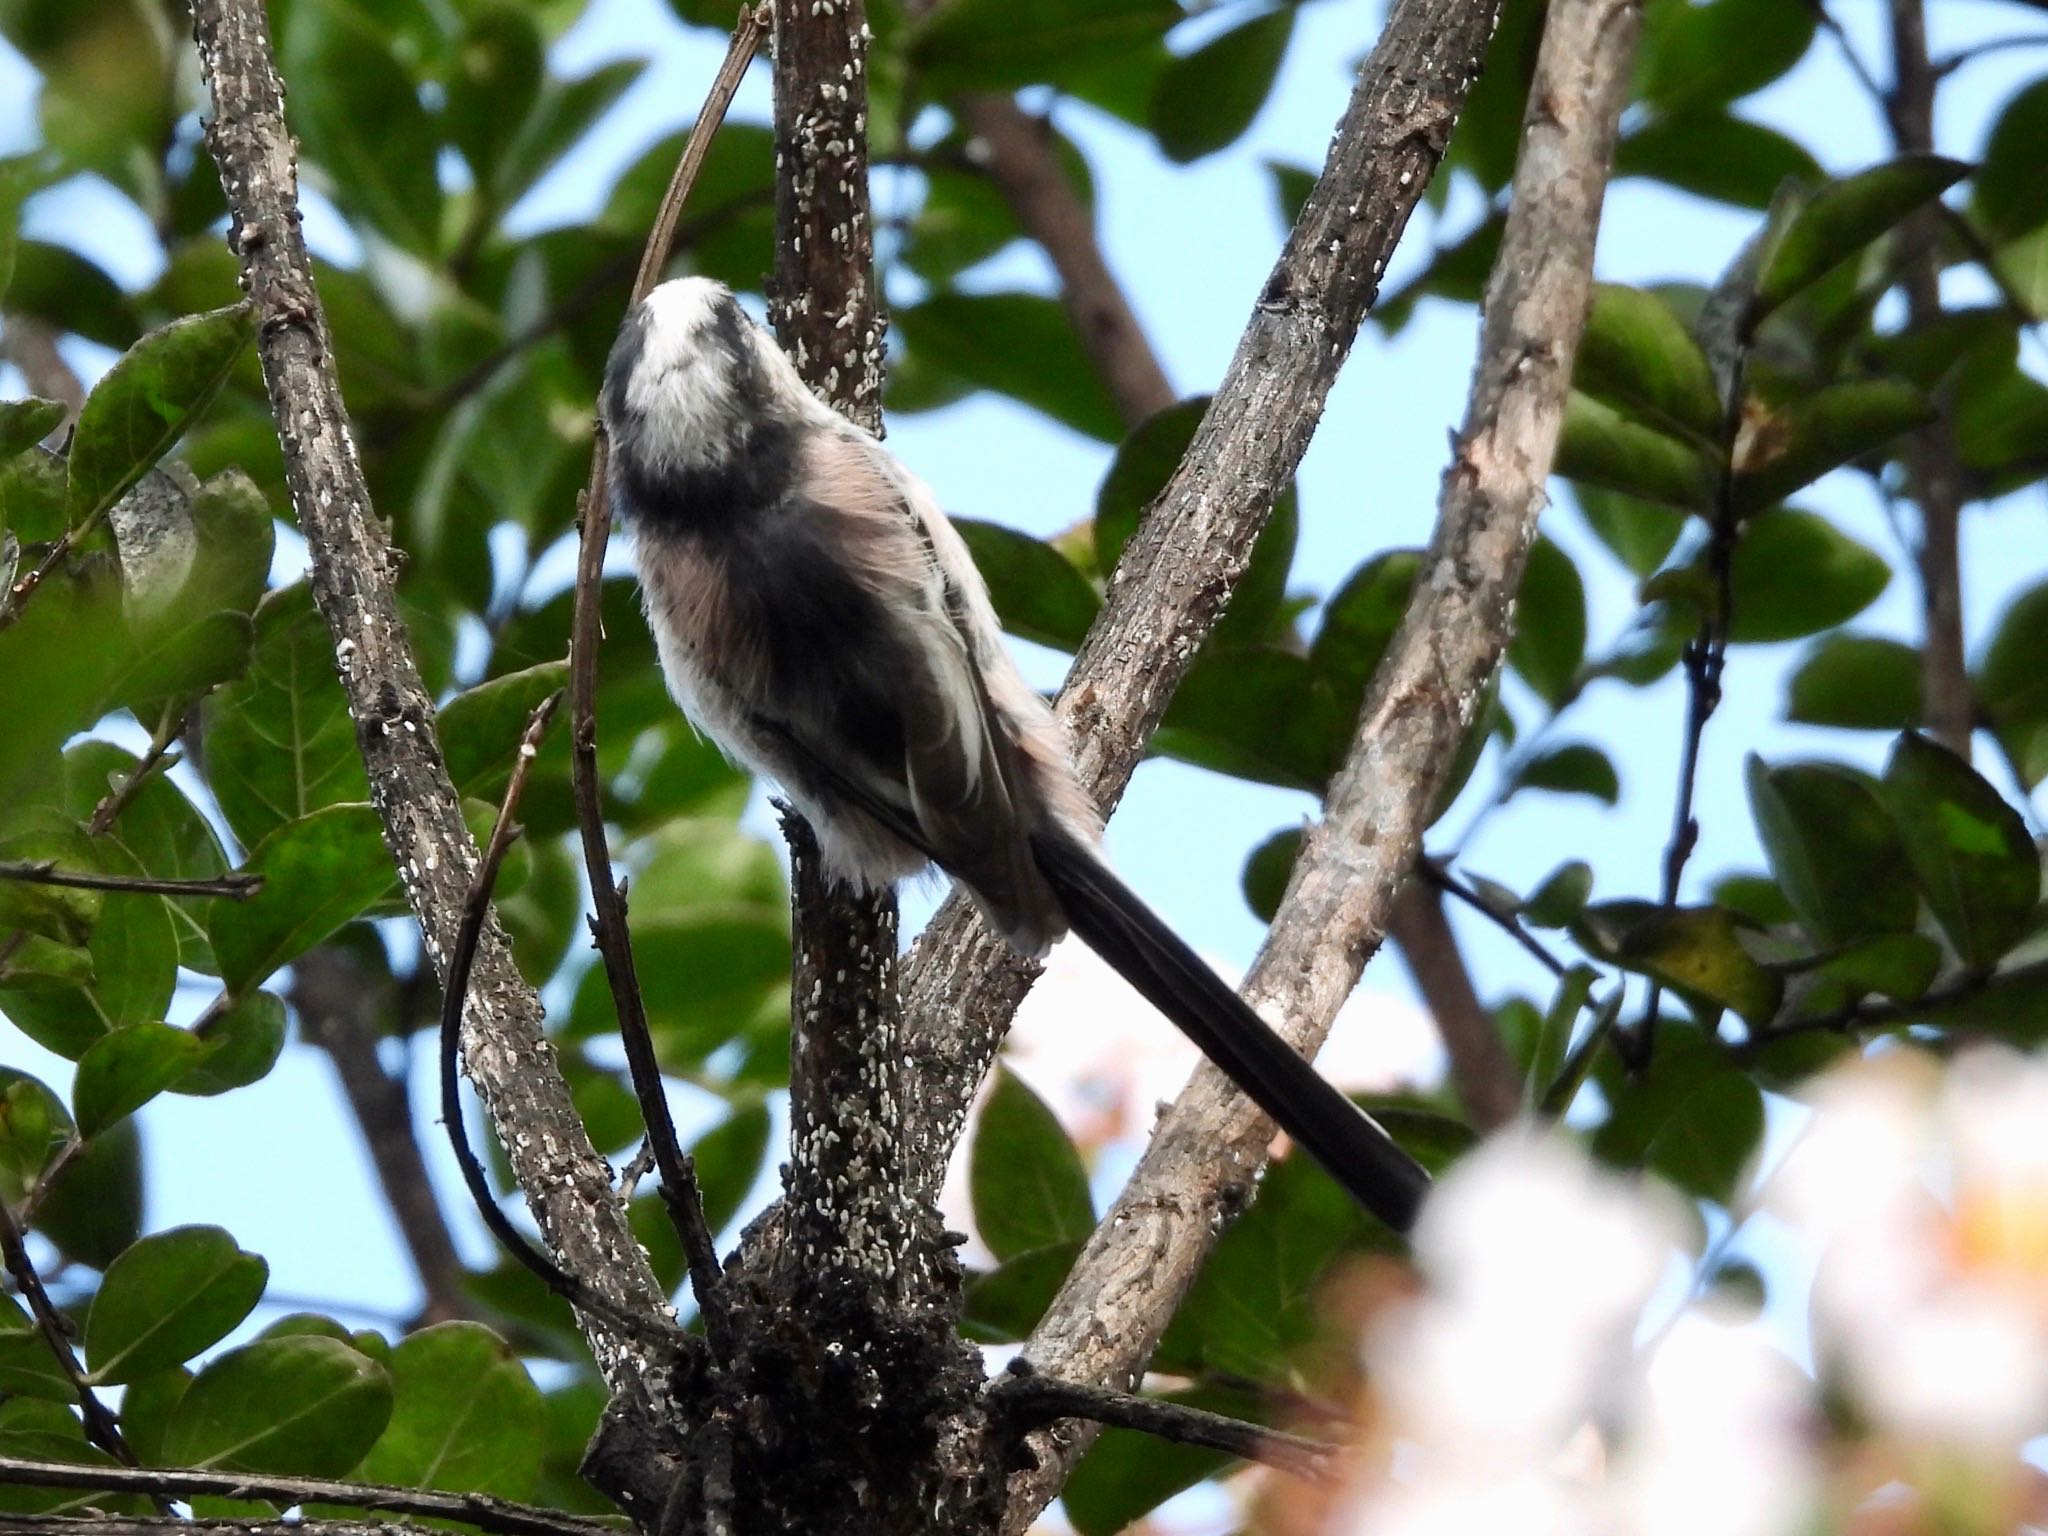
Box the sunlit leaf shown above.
[1881,733,2039,971]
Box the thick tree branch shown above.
[1887,0,1973,756]
[766,0,930,1294]
[1386,881,1519,1130]
[0,1457,616,1536]
[290,946,474,1327]
[898,0,1508,1202]
[1001,0,1640,1519]
[952,95,1175,425]
[188,0,673,1414]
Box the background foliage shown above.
[0,0,2044,1529]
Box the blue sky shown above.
[3,0,2045,1345]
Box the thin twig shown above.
[0,1202,141,1471]
[1932,31,2048,77]
[1420,858,1571,979]
[990,1370,1337,1484]
[87,706,184,837]
[0,862,262,899]
[1738,958,2048,1050]
[0,1455,621,1536]
[440,696,683,1350]
[566,4,763,1362]
[1805,0,1888,108]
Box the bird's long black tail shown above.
[1032,826,1429,1235]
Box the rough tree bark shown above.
[188,0,676,1435]
[1002,0,1642,1519]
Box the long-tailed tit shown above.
[601,278,1428,1233]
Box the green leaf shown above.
[1753,155,1970,324]
[72,1023,214,1138]
[566,912,789,1073]
[1979,580,2048,788]
[355,1323,542,1499]
[1615,109,1823,211]
[1727,508,1889,644]
[0,1070,67,1204]
[1556,392,1714,510]
[33,1115,142,1269]
[1786,634,1922,730]
[894,292,1123,441]
[911,0,1178,94]
[164,1335,393,1476]
[688,1102,771,1237]
[1147,7,1294,164]
[119,1367,193,1466]
[1802,931,1943,1010]
[65,305,255,534]
[84,1226,267,1385]
[1745,757,1915,945]
[0,398,63,459]
[1733,379,1934,511]
[1646,1073,1765,1205]
[1529,965,1597,1098]
[1976,78,2048,241]
[209,805,397,994]
[961,1242,1082,1344]
[1574,284,1721,441]
[1265,159,1316,228]
[905,165,1020,282]
[1,442,67,544]
[182,469,276,624]
[951,519,1100,652]
[284,3,443,254]
[1064,1386,1250,1535]
[1572,485,1686,577]
[0,1292,73,1403]
[445,4,545,198]
[1241,827,1301,925]
[1524,861,1594,928]
[1636,0,1815,114]
[202,583,371,850]
[1155,647,1346,792]
[439,661,568,798]
[176,991,288,1097]
[971,1069,1093,1262]
[1506,536,1586,706]
[1311,550,1421,709]
[1881,733,2039,971]
[1510,743,1619,804]
[1576,902,1782,1024]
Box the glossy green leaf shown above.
[1881,733,2039,970]
[1636,0,1815,114]
[285,3,443,254]
[1727,508,1889,644]
[164,1334,393,1475]
[1753,155,1970,323]
[1311,550,1421,709]
[1615,109,1823,211]
[961,1242,1082,1344]
[439,661,568,798]
[34,1115,142,1269]
[895,292,1123,441]
[1733,379,1934,511]
[1093,397,1209,570]
[1575,284,1721,441]
[1786,634,1922,730]
[1979,580,2048,788]
[1576,901,1782,1024]
[65,305,255,533]
[1511,743,1619,804]
[0,1292,72,1404]
[175,991,288,1097]
[971,1069,1093,1262]
[355,1322,542,1499]
[1507,536,1586,706]
[0,1070,67,1203]
[1556,392,1714,510]
[119,1367,193,1467]
[566,912,789,1072]
[203,584,371,850]
[912,0,1178,94]
[209,805,397,994]
[72,1023,214,1138]
[1573,485,1687,578]
[1241,827,1301,924]
[1976,78,2048,240]
[1155,647,1346,792]
[1745,757,1915,945]
[952,519,1100,651]
[84,1226,267,1385]
[1148,7,1293,164]
[0,398,63,459]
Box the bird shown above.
[599,276,1429,1234]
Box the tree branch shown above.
[0,862,260,899]
[0,1202,140,1471]
[1386,881,1519,1130]
[291,946,475,1327]
[897,0,1513,1198]
[951,95,1176,426]
[988,1369,1336,1484]
[188,0,674,1422]
[0,1456,617,1536]
[1887,0,1973,756]
[1002,0,1640,1519]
